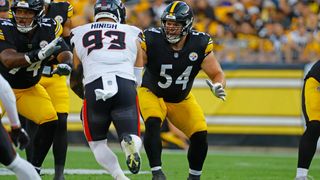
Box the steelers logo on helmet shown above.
[54,15,63,24]
[39,40,48,48]
[189,52,198,61]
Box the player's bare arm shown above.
[135,40,144,67]
[70,49,84,99]
[134,40,144,86]
[0,49,31,68]
[56,50,73,65]
[62,18,72,38]
[201,51,226,87]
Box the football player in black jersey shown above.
[20,0,74,179]
[0,0,72,175]
[0,0,9,18]
[138,1,226,180]
[296,60,320,180]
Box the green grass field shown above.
[1,146,320,180]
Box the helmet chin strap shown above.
[166,34,181,44]
[16,20,36,33]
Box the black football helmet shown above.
[161,1,194,44]
[94,0,126,23]
[11,0,44,33]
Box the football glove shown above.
[25,37,62,64]
[52,63,72,76]
[10,127,30,150]
[206,79,226,101]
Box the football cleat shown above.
[115,174,130,180]
[152,169,166,180]
[121,135,141,174]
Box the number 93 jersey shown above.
[0,18,67,89]
[141,27,214,103]
[71,22,142,85]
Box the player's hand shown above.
[25,37,62,63]
[10,127,30,150]
[206,79,226,101]
[52,63,72,76]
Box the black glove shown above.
[10,127,30,150]
[25,37,62,63]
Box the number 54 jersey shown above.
[141,27,214,103]
[70,22,142,85]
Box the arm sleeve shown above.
[0,75,20,127]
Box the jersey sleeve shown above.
[67,3,74,18]
[54,19,63,38]
[204,36,214,56]
[139,31,147,52]
[306,60,320,82]
[0,22,16,52]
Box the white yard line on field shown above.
[0,168,150,175]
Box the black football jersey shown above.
[45,2,73,26]
[0,18,69,89]
[141,27,214,102]
[305,60,320,82]
[44,2,73,66]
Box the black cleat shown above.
[152,170,166,180]
[121,135,141,174]
[187,174,200,180]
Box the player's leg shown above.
[53,112,68,179]
[0,121,40,180]
[296,77,320,179]
[19,114,37,162]
[111,76,142,174]
[40,75,70,180]
[138,87,167,179]
[14,84,58,173]
[167,93,208,180]
[84,77,128,179]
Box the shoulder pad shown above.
[0,19,14,26]
[0,19,14,41]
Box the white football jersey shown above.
[71,22,141,85]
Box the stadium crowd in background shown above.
[68,0,320,64]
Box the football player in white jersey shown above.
[0,74,41,180]
[70,0,143,179]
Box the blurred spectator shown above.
[67,0,320,64]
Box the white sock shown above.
[151,166,162,172]
[89,139,125,178]
[0,75,20,127]
[189,168,202,176]
[296,168,308,177]
[7,154,41,180]
[121,134,142,157]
